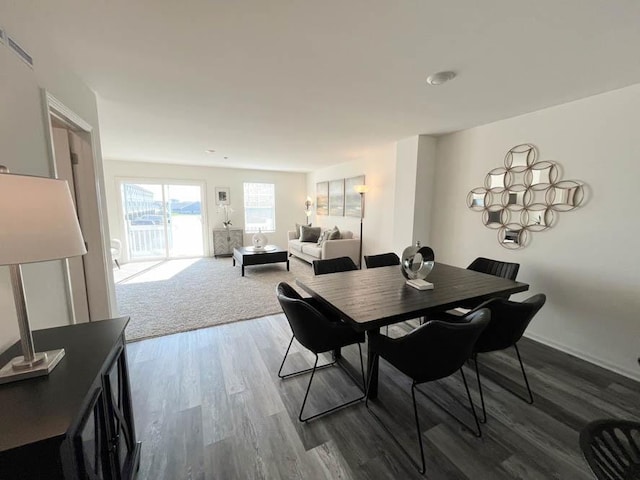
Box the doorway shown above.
[119,181,205,261]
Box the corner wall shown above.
[432,83,640,380]
[306,144,397,260]
[0,20,113,352]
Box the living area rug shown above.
[116,256,313,342]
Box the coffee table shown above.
[232,245,289,276]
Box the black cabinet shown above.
[0,318,140,480]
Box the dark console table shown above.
[0,317,140,480]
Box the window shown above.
[243,182,275,233]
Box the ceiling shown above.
[4,1,640,172]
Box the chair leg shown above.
[278,335,336,379]
[411,383,426,474]
[365,356,426,474]
[298,345,366,423]
[474,355,487,424]
[460,368,482,437]
[514,344,534,404]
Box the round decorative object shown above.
[482,207,509,229]
[484,167,510,190]
[504,144,536,169]
[252,229,267,249]
[498,226,528,249]
[401,242,435,280]
[545,181,584,211]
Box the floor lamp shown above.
[0,166,87,384]
[354,185,369,268]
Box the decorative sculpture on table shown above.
[252,229,267,250]
[401,242,435,290]
[467,144,584,249]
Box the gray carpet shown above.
[116,256,313,341]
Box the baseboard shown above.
[524,332,640,382]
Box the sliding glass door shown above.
[120,181,204,260]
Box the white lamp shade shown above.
[0,174,87,265]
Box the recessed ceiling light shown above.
[426,71,456,86]
[205,149,216,154]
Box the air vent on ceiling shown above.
[7,35,33,68]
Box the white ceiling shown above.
[5,1,640,172]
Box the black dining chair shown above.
[463,294,546,423]
[460,257,520,308]
[365,309,491,474]
[276,282,366,422]
[579,419,640,480]
[312,256,358,275]
[364,252,400,269]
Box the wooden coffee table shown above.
[232,245,289,276]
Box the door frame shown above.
[41,90,115,322]
[116,176,209,262]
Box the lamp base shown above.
[0,349,65,385]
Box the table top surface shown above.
[296,263,529,331]
[234,245,286,255]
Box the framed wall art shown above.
[329,179,345,216]
[316,181,329,215]
[215,187,230,205]
[344,175,365,217]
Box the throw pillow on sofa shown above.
[300,225,321,243]
[294,222,311,239]
[317,230,330,246]
[327,226,341,240]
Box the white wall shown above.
[393,135,437,254]
[306,144,397,260]
[103,160,307,257]
[432,83,640,380]
[0,20,113,353]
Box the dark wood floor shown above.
[127,315,640,479]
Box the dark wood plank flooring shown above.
[127,315,640,479]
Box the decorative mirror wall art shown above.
[467,144,584,249]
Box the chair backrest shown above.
[313,256,358,275]
[472,294,546,353]
[379,309,490,383]
[579,419,640,480]
[276,282,342,353]
[364,252,400,269]
[468,257,520,281]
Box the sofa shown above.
[288,229,360,265]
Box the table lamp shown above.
[0,166,87,384]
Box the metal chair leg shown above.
[296,344,366,423]
[474,355,487,424]
[514,344,534,404]
[278,335,336,379]
[365,358,426,474]
[411,383,426,474]
[473,345,534,423]
[460,368,482,437]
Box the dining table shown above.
[296,262,529,398]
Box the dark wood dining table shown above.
[296,262,529,398]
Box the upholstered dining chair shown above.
[459,257,520,308]
[462,294,546,423]
[364,252,400,269]
[276,282,366,422]
[312,256,358,275]
[365,309,490,474]
[579,419,640,480]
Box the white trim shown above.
[524,331,640,382]
[41,89,114,321]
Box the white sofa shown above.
[288,229,360,265]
